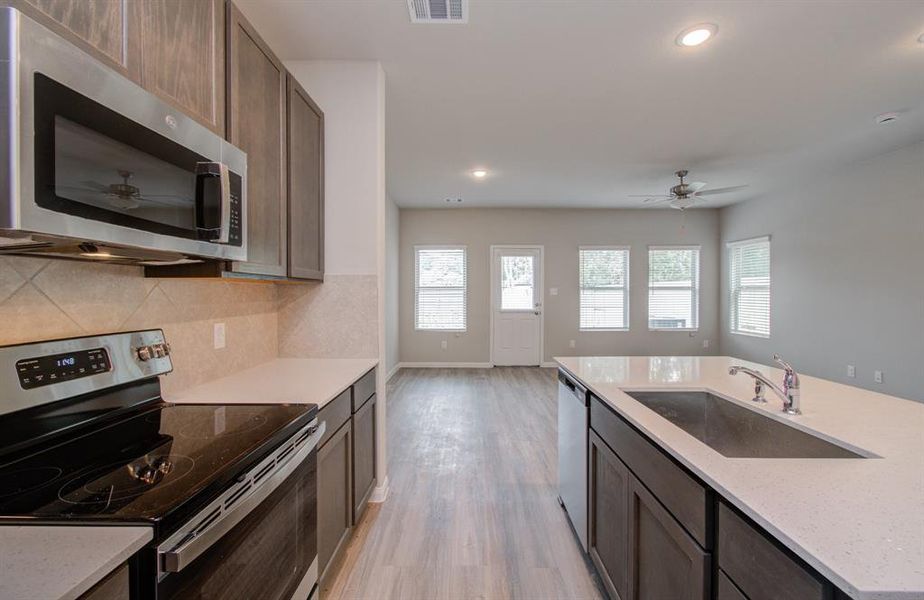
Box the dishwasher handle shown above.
[558,370,587,402]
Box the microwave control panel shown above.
[229,171,243,247]
[16,348,111,390]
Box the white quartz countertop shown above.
[165,358,378,409]
[0,525,152,600]
[555,356,924,600]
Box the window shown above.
[500,255,536,310]
[648,246,700,330]
[728,236,771,337]
[579,247,629,330]
[415,246,466,331]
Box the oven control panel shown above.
[16,348,111,390]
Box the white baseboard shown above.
[369,477,389,503]
[386,364,401,382]
[397,361,493,369]
[541,361,559,368]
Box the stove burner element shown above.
[58,455,195,505]
[0,467,63,499]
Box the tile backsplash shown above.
[0,257,277,394]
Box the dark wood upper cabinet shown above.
[225,1,287,277]
[138,0,225,134]
[9,0,141,81]
[589,430,629,600]
[627,474,710,600]
[286,73,324,280]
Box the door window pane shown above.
[501,255,534,310]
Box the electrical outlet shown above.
[569,339,576,349]
[874,370,883,384]
[213,323,226,349]
[440,340,448,350]
[847,365,856,378]
[702,339,710,349]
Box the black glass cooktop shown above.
[0,402,316,536]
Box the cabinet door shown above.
[138,0,224,134]
[226,1,287,277]
[588,431,629,600]
[78,562,129,600]
[351,394,376,524]
[286,73,324,280]
[11,0,141,81]
[628,474,710,600]
[317,420,352,581]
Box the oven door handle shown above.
[159,420,325,575]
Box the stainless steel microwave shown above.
[0,7,247,265]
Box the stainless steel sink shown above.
[624,391,867,459]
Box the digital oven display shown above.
[16,348,111,390]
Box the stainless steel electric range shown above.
[0,330,324,600]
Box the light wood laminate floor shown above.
[323,367,605,600]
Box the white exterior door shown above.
[492,247,542,366]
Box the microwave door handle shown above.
[195,162,231,244]
[216,163,231,244]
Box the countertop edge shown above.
[0,525,153,600]
[553,359,920,600]
[61,527,152,600]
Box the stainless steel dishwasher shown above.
[558,368,589,551]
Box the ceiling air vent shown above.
[408,0,467,24]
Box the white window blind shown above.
[415,246,466,331]
[648,246,699,330]
[580,247,629,330]
[728,236,770,337]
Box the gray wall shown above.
[399,208,721,364]
[719,141,924,402]
[385,196,400,375]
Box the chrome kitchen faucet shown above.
[729,354,801,415]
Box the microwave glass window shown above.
[53,116,196,230]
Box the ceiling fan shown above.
[55,170,189,210]
[630,170,748,210]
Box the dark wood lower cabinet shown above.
[351,394,376,524]
[78,563,129,600]
[627,474,710,600]
[588,430,629,600]
[317,420,352,580]
[717,570,749,600]
[718,501,829,600]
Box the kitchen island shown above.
[556,355,924,600]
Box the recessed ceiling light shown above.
[676,23,717,47]
[471,169,488,179]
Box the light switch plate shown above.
[847,365,855,378]
[213,322,226,350]
[874,370,883,384]
[550,287,559,296]
[441,340,448,350]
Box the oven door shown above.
[156,420,324,600]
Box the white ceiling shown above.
[237,0,924,208]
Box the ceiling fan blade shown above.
[79,180,110,192]
[687,181,707,192]
[642,197,674,205]
[627,194,670,198]
[695,184,749,197]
